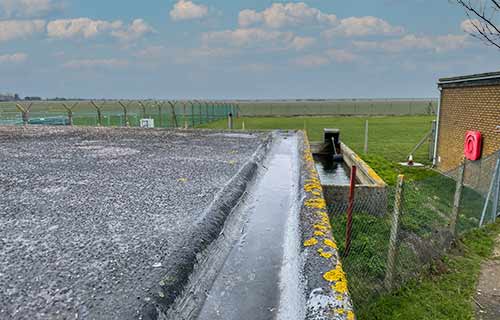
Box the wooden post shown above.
[450,161,465,236]
[384,174,405,290]
[364,120,369,154]
[343,165,357,258]
[90,101,103,126]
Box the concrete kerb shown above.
[299,131,356,320]
[140,132,274,319]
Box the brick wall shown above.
[436,84,500,175]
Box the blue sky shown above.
[0,0,498,99]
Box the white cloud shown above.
[239,2,336,28]
[290,36,316,50]
[63,58,128,69]
[0,19,45,42]
[323,16,404,38]
[353,34,469,53]
[47,18,122,39]
[326,48,358,62]
[111,19,154,42]
[292,54,330,67]
[47,18,153,41]
[0,52,28,64]
[0,0,62,18]
[170,0,208,21]
[202,28,313,51]
[292,48,357,67]
[461,19,485,34]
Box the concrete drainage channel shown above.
[0,127,354,320]
[156,131,355,320]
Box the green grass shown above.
[202,116,436,184]
[358,222,500,320]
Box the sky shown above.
[0,0,499,99]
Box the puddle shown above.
[313,154,352,185]
[209,133,257,139]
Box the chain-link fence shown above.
[328,151,500,312]
[238,99,438,117]
[0,100,238,128]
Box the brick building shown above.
[434,71,500,190]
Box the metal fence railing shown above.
[328,150,500,312]
[0,100,239,128]
[237,99,438,117]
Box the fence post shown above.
[90,101,103,126]
[205,102,209,123]
[384,174,404,290]
[480,152,500,226]
[16,103,32,126]
[228,111,234,129]
[343,165,357,258]
[450,161,465,236]
[429,120,437,161]
[364,120,369,154]
[62,102,78,126]
[182,102,187,129]
[167,101,178,128]
[156,101,163,128]
[190,102,195,127]
[491,163,500,222]
[118,101,130,127]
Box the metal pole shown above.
[90,101,102,126]
[450,161,465,236]
[384,174,404,290]
[480,152,500,227]
[343,165,357,258]
[228,111,233,129]
[182,102,187,129]
[364,120,369,154]
[429,120,437,161]
[492,166,500,222]
[191,102,195,127]
[118,101,129,127]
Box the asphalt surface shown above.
[0,126,266,320]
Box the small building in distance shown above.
[0,93,19,101]
[434,71,500,191]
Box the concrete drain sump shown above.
[0,126,354,320]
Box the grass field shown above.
[359,222,500,320]
[202,115,437,184]
[202,115,492,320]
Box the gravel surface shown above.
[0,126,266,320]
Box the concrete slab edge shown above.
[139,132,274,320]
[298,131,356,320]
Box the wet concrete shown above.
[196,133,301,320]
[313,155,351,185]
